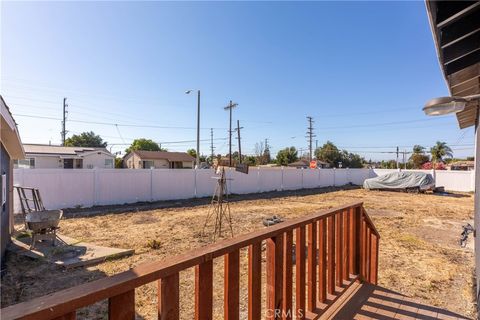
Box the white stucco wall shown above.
[33,156,63,168]
[82,152,115,169]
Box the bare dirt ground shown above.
[1,187,475,319]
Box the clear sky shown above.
[0,1,473,161]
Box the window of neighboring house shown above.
[75,159,83,169]
[14,158,35,169]
[142,160,154,169]
[105,158,114,168]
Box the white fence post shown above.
[281,166,284,191]
[257,167,261,193]
[93,168,98,206]
[150,168,154,202]
[333,168,336,187]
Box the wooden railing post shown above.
[249,243,262,320]
[370,235,379,285]
[158,273,180,320]
[335,212,343,287]
[266,234,284,320]
[327,215,335,295]
[342,210,349,280]
[109,290,135,320]
[307,222,317,312]
[195,260,213,320]
[318,218,327,303]
[354,206,362,276]
[225,250,240,320]
[295,227,306,319]
[283,230,293,320]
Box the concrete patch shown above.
[8,234,134,268]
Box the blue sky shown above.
[0,1,472,161]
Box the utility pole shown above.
[61,97,68,146]
[210,128,215,163]
[196,90,201,168]
[236,120,243,163]
[306,116,315,161]
[224,100,238,167]
[404,150,407,170]
[396,146,399,169]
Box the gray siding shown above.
[1,144,11,271]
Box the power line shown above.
[12,113,226,130]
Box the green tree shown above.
[409,145,429,169]
[65,131,107,148]
[244,155,257,166]
[125,139,165,153]
[187,149,197,158]
[276,147,298,166]
[115,158,124,168]
[430,141,453,163]
[341,151,364,168]
[315,141,342,167]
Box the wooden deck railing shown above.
[1,201,379,320]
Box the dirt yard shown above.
[1,187,476,319]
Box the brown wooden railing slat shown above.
[327,215,335,295]
[195,260,213,320]
[248,243,262,320]
[361,219,367,280]
[335,212,343,287]
[283,230,293,320]
[295,227,306,319]
[109,289,135,320]
[52,312,76,320]
[366,228,372,283]
[158,273,179,320]
[354,207,361,276]
[266,234,284,320]
[348,208,354,275]
[307,222,317,311]
[370,235,379,285]
[225,250,240,320]
[342,210,349,280]
[318,218,327,303]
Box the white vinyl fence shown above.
[13,168,474,211]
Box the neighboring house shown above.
[1,96,25,273]
[123,151,195,169]
[448,160,475,171]
[288,159,330,169]
[16,144,116,169]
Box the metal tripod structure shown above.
[203,167,234,240]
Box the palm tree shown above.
[412,145,425,154]
[430,141,453,163]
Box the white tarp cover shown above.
[363,171,435,190]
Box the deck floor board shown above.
[332,283,470,320]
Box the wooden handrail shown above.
[1,201,380,320]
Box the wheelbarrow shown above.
[25,209,63,249]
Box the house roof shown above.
[425,1,480,129]
[23,144,113,157]
[130,150,195,162]
[1,96,25,159]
